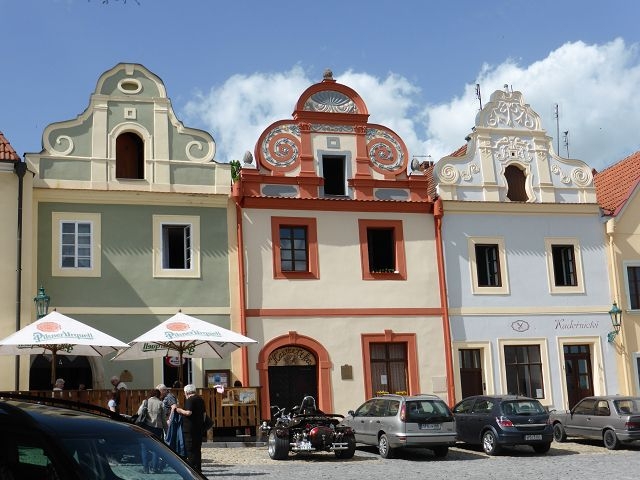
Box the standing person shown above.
[110,375,127,390]
[107,390,118,412]
[171,384,205,472]
[137,389,164,474]
[157,384,177,429]
[53,378,65,391]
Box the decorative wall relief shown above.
[260,124,301,169]
[366,128,404,172]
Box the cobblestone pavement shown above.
[201,440,640,480]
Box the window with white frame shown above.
[52,212,101,277]
[499,339,550,402]
[153,215,200,278]
[468,237,509,294]
[625,263,640,310]
[545,238,584,294]
[504,344,544,398]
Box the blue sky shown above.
[3,0,640,171]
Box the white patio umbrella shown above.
[0,310,129,385]
[113,312,257,384]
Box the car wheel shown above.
[335,434,356,459]
[432,446,449,458]
[482,430,501,456]
[532,442,551,454]
[378,434,394,459]
[268,430,289,460]
[552,423,567,442]
[603,429,620,450]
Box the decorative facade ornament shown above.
[303,90,358,113]
[493,136,533,163]
[261,124,301,168]
[366,128,404,172]
[47,135,74,156]
[185,140,210,162]
[460,163,480,181]
[310,124,355,133]
[484,91,538,130]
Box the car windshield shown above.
[613,399,640,415]
[501,400,546,416]
[405,400,452,422]
[60,431,198,479]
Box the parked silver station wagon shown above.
[342,394,456,458]
[550,395,640,449]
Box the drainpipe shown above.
[13,160,27,390]
[233,182,250,385]
[434,198,456,406]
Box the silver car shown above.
[549,395,640,449]
[342,394,456,458]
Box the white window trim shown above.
[52,212,101,278]
[633,352,640,396]
[497,338,551,405]
[468,236,510,295]
[152,215,200,278]
[555,336,605,410]
[623,260,640,312]
[452,341,494,402]
[544,237,584,294]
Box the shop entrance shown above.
[268,346,317,412]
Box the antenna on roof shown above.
[554,104,560,154]
[563,131,570,158]
[475,84,482,110]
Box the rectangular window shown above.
[358,219,406,280]
[279,226,308,272]
[468,237,509,294]
[162,224,191,269]
[61,221,92,268]
[504,345,544,398]
[475,244,501,287]
[322,155,346,196]
[153,215,200,278]
[367,228,395,272]
[552,245,577,286]
[370,342,408,395]
[545,238,583,293]
[627,266,640,310]
[52,212,101,278]
[271,217,318,279]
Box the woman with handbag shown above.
[136,389,165,474]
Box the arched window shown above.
[116,132,144,179]
[505,164,528,201]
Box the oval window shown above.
[117,79,142,94]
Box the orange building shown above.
[230,70,454,417]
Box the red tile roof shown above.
[594,151,640,216]
[0,132,20,161]
[449,144,467,157]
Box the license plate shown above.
[419,424,441,430]
[524,434,542,441]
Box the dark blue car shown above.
[452,395,553,455]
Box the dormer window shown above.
[322,155,346,196]
[505,164,528,201]
[116,132,144,179]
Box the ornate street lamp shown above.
[607,302,622,343]
[34,286,50,319]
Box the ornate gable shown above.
[434,89,595,203]
[26,63,228,194]
[238,70,429,203]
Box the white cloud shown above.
[186,39,640,171]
